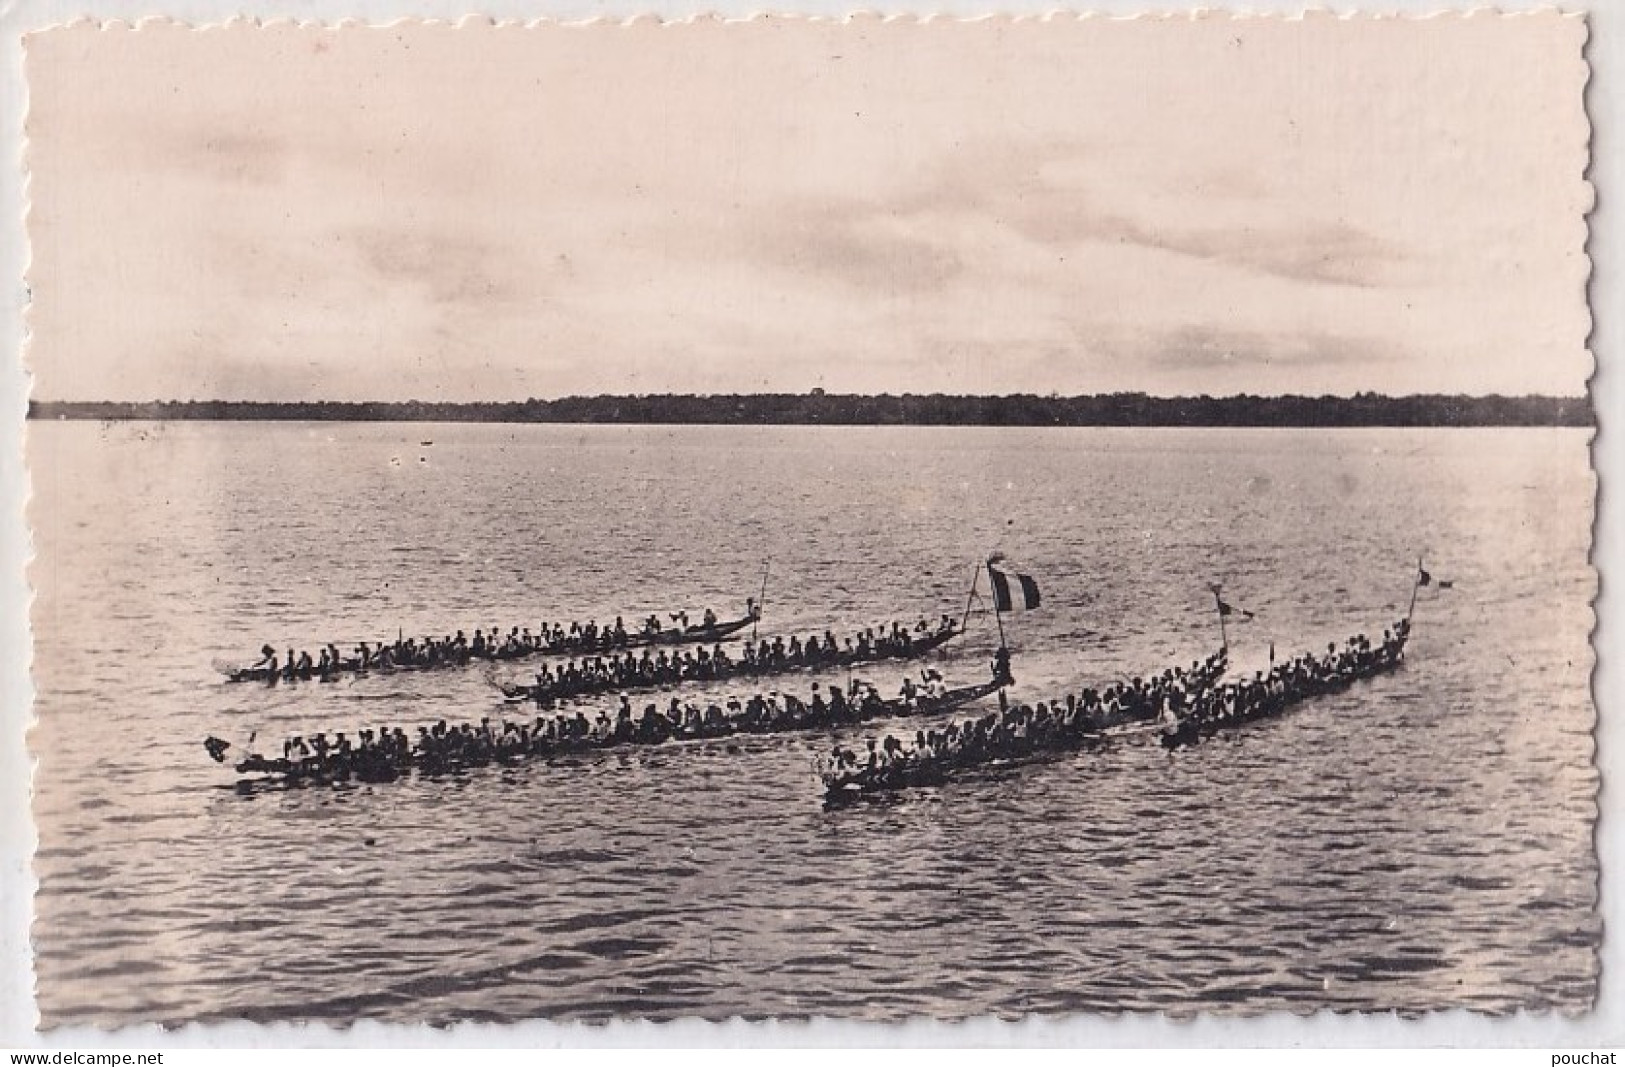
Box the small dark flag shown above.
[1217,599,1235,618]
[1418,568,1432,587]
[988,565,1041,611]
[204,736,231,763]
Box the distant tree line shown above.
[26,392,1593,427]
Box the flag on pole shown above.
[1209,584,1255,622]
[988,565,1041,611]
[1419,568,1454,591]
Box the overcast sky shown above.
[24,15,1591,401]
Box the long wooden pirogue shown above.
[494,620,960,706]
[821,621,1408,803]
[217,604,761,683]
[820,646,1231,802]
[210,670,1006,789]
[1159,621,1408,750]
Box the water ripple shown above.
[26,422,1597,1025]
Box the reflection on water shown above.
[27,423,1597,1024]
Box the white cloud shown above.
[23,15,1592,400]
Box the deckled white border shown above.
[0,0,1614,1049]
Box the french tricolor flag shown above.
[987,558,1041,612]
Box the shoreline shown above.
[24,393,1595,429]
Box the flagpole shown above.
[960,562,980,634]
[987,552,1012,704]
[753,559,770,640]
[1406,553,1424,623]
[987,560,1008,650]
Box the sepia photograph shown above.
[16,12,1598,1030]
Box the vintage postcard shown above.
[15,12,1596,1033]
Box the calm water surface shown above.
[26,423,1597,1024]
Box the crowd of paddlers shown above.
[223,602,760,682]
[1157,620,1409,750]
[215,663,1000,785]
[820,622,1409,800]
[208,562,1430,800]
[822,647,1230,793]
[505,617,959,703]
